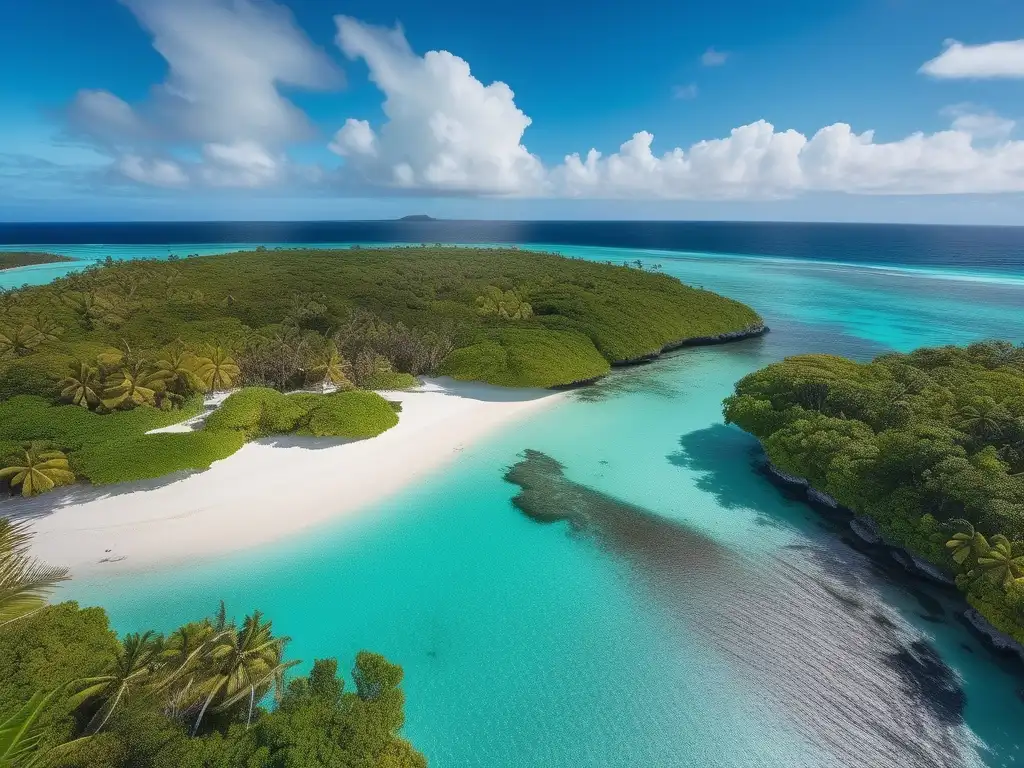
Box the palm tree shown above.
[0,518,69,627]
[944,519,990,567]
[0,689,58,766]
[0,325,43,358]
[70,631,163,735]
[155,344,205,397]
[309,342,353,391]
[191,610,298,734]
[61,291,125,330]
[59,361,102,409]
[27,313,64,343]
[976,535,1024,589]
[194,347,240,392]
[102,360,167,410]
[957,398,1009,441]
[0,446,76,498]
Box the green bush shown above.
[439,328,611,388]
[72,430,247,485]
[297,391,399,438]
[207,388,399,441]
[363,370,419,390]
[204,387,308,438]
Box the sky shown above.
[2,0,1024,223]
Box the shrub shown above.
[439,328,611,388]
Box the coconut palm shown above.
[70,631,163,735]
[155,344,205,397]
[309,342,353,391]
[0,518,69,627]
[102,360,167,410]
[191,609,299,734]
[976,535,1024,589]
[194,347,240,392]
[944,519,990,567]
[0,446,76,498]
[0,689,58,766]
[59,361,102,409]
[0,324,43,358]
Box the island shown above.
[396,214,437,221]
[0,246,762,498]
[724,342,1024,651]
[0,251,74,271]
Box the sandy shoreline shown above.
[11,378,565,575]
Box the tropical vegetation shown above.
[724,340,1024,642]
[0,253,74,272]
[0,246,759,496]
[0,602,425,767]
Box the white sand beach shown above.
[16,378,565,575]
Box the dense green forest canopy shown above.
[0,246,759,495]
[724,341,1024,642]
[0,253,74,271]
[0,601,426,768]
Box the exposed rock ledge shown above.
[962,609,1024,665]
[762,458,956,587]
[612,323,769,367]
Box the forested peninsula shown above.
[0,246,761,497]
[0,252,74,271]
[724,342,1024,646]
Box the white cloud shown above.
[941,104,1015,140]
[700,47,729,67]
[115,155,188,187]
[330,16,546,194]
[61,9,1024,201]
[552,117,1024,199]
[672,83,699,100]
[70,0,341,188]
[920,39,1024,79]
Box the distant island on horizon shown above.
[397,214,438,222]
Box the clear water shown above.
[7,242,1024,766]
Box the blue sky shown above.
[2,0,1024,222]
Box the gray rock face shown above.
[808,487,840,508]
[764,461,809,488]
[964,609,1024,663]
[850,516,883,545]
[612,324,769,366]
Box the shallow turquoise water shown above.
[17,244,1024,767]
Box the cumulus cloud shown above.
[552,117,1024,199]
[700,47,729,67]
[920,39,1024,79]
[329,16,546,194]
[70,0,341,187]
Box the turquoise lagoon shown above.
[7,244,1024,767]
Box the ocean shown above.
[2,222,1024,767]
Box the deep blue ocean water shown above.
[2,222,1024,767]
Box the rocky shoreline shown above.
[760,457,1024,665]
[556,323,769,388]
[611,323,769,367]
